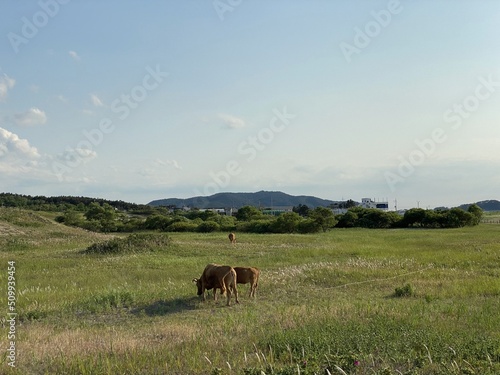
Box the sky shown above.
[0,0,499,209]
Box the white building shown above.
[360,198,389,211]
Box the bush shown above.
[308,207,337,232]
[82,233,171,255]
[394,283,415,297]
[336,210,358,228]
[196,221,220,233]
[218,215,237,232]
[297,219,321,233]
[81,290,135,313]
[237,219,274,233]
[271,212,301,233]
[144,214,172,231]
[166,221,198,232]
[336,208,401,229]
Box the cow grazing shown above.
[193,264,239,306]
[234,267,260,297]
[228,232,236,244]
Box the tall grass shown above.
[0,208,499,374]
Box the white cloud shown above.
[90,94,104,107]
[0,128,60,188]
[218,113,246,129]
[0,127,40,159]
[0,74,15,101]
[69,50,81,61]
[13,107,47,126]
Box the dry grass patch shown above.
[19,320,198,361]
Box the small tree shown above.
[402,208,427,227]
[293,204,310,217]
[297,218,321,233]
[444,208,475,228]
[84,203,118,232]
[58,209,83,227]
[308,207,337,232]
[336,210,358,228]
[271,212,301,233]
[197,221,220,233]
[236,206,263,221]
[144,214,172,231]
[467,204,483,226]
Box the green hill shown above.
[148,190,337,209]
[458,200,500,211]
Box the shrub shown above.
[308,207,337,232]
[394,283,415,297]
[166,221,198,232]
[82,233,171,255]
[336,210,358,228]
[144,214,172,231]
[196,221,220,233]
[271,212,301,233]
[81,290,135,313]
[237,219,274,233]
[297,218,321,233]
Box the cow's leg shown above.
[233,281,239,304]
[226,287,231,306]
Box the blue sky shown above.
[1,0,499,209]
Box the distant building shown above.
[360,198,389,211]
[199,208,234,215]
[262,206,294,216]
[332,208,348,215]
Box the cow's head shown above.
[192,278,203,296]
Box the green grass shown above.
[0,207,499,374]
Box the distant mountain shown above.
[458,200,500,212]
[148,191,337,209]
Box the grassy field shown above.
[1,207,499,374]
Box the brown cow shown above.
[205,266,260,299]
[234,267,260,297]
[193,263,239,306]
[228,233,236,244]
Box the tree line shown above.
[1,193,483,233]
[56,202,483,233]
[0,193,141,212]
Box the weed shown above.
[394,283,416,297]
[79,290,135,313]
